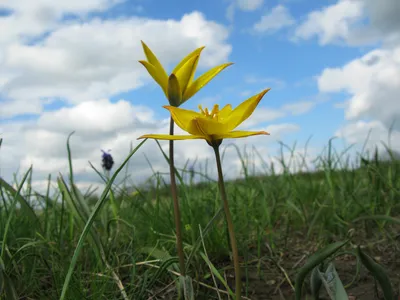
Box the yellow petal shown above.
[137,134,204,140]
[193,116,230,135]
[164,106,203,134]
[224,89,271,131]
[167,74,182,107]
[219,104,233,120]
[140,41,169,80]
[182,62,234,103]
[174,55,200,95]
[139,60,168,97]
[172,46,205,74]
[213,130,270,140]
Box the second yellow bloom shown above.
[139,88,271,146]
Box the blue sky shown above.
[1,0,399,192]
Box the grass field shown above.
[1,136,399,299]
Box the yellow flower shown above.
[139,41,233,107]
[138,89,271,146]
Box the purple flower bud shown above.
[101,150,114,171]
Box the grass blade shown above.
[59,139,146,300]
[357,246,394,300]
[1,167,33,260]
[317,263,348,300]
[295,240,349,300]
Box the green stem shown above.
[213,145,241,299]
[169,117,185,276]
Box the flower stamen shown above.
[198,104,220,121]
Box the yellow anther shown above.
[199,104,220,120]
[210,105,219,117]
[198,105,205,115]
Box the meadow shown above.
[0,135,399,300]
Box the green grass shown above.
[1,136,400,299]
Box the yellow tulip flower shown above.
[138,88,271,146]
[139,41,233,106]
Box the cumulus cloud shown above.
[294,0,363,45]
[317,45,400,153]
[244,75,286,89]
[0,99,166,176]
[335,120,400,156]
[253,5,295,33]
[0,0,318,197]
[236,0,264,11]
[318,47,400,130]
[296,0,400,154]
[239,107,286,128]
[226,0,264,22]
[0,97,301,195]
[0,11,232,118]
[0,0,122,45]
[0,2,236,194]
[294,0,400,46]
[282,101,316,116]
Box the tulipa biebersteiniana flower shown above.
[139,41,233,107]
[138,88,271,146]
[139,41,233,280]
[138,88,271,299]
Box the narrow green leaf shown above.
[199,252,235,298]
[59,139,147,300]
[147,257,179,291]
[0,256,4,295]
[352,215,400,225]
[295,240,349,300]
[1,167,33,260]
[0,176,40,231]
[180,275,195,300]
[317,263,348,300]
[310,264,323,300]
[3,273,18,300]
[357,246,394,300]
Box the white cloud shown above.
[298,0,400,154]
[294,0,363,45]
[37,99,158,137]
[0,11,232,118]
[244,75,286,89]
[0,99,300,195]
[253,5,295,33]
[239,107,286,128]
[0,0,122,45]
[226,3,236,22]
[318,46,400,130]
[294,0,400,150]
[335,120,400,155]
[265,123,300,137]
[226,0,264,22]
[294,0,400,46]
[237,0,264,11]
[282,101,316,115]
[1,0,122,14]
[0,1,236,195]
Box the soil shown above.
[221,232,400,300]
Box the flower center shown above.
[198,104,220,121]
